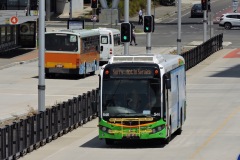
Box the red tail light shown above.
[76,59,79,67]
[110,48,112,54]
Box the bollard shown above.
[87,91,92,121]
[51,107,58,140]
[19,119,27,156]
[33,115,40,150]
[57,104,64,137]
[62,102,69,134]
[1,127,7,159]
[82,93,87,124]
[5,125,13,159]
[78,95,84,126]
[45,108,51,142]
[26,116,34,153]
[73,97,79,128]
[39,111,47,146]
[12,122,20,159]
[68,99,74,131]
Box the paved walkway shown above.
[129,0,199,23]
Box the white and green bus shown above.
[98,54,186,145]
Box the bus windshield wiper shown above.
[114,113,150,117]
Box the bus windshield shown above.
[102,79,161,118]
[45,33,78,52]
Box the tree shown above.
[159,0,175,6]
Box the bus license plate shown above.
[56,64,63,68]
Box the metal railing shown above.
[181,33,223,71]
[0,89,99,160]
[0,33,223,160]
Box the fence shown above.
[181,33,223,71]
[0,33,223,160]
[0,89,99,160]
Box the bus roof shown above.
[108,54,185,71]
[45,29,100,38]
[94,27,120,35]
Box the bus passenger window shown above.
[101,36,108,44]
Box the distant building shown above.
[0,0,84,21]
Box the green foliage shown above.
[158,0,175,6]
[118,0,146,18]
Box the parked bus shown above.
[98,54,186,145]
[94,28,123,64]
[45,29,100,77]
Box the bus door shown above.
[164,74,171,137]
[100,34,112,61]
[176,75,180,128]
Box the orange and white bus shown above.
[45,29,100,77]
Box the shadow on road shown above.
[0,48,34,59]
[80,133,180,149]
[210,64,240,78]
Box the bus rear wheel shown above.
[105,139,114,145]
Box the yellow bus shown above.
[45,29,100,78]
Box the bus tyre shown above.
[81,63,87,78]
[90,62,97,75]
[105,139,114,145]
[45,73,54,78]
[90,71,95,75]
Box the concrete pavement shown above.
[19,47,240,160]
[0,0,232,121]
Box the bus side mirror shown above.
[101,46,103,51]
[166,78,171,90]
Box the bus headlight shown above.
[151,124,165,134]
[99,125,113,134]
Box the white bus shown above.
[98,54,186,145]
[95,28,123,64]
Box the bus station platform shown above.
[0,47,239,122]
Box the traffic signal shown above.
[91,0,98,9]
[144,15,153,33]
[201,0,207,10]
[120,22,131,43]
[207,0,211,11]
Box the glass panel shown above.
[102,79,161,118]
[101,36,108,44]
[1,27,6,44]
[45,33,78,52]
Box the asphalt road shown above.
[19,48,240,160]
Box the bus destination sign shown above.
[110,67,154,78]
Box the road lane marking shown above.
[190,106,240,159]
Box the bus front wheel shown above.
[105,139,114,145]
[164,118,172,144]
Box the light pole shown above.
[124,0,129,55]
[146,0,151,54]
[69,0,72,19]
[38,0,46,111]
[177,0,182,55]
